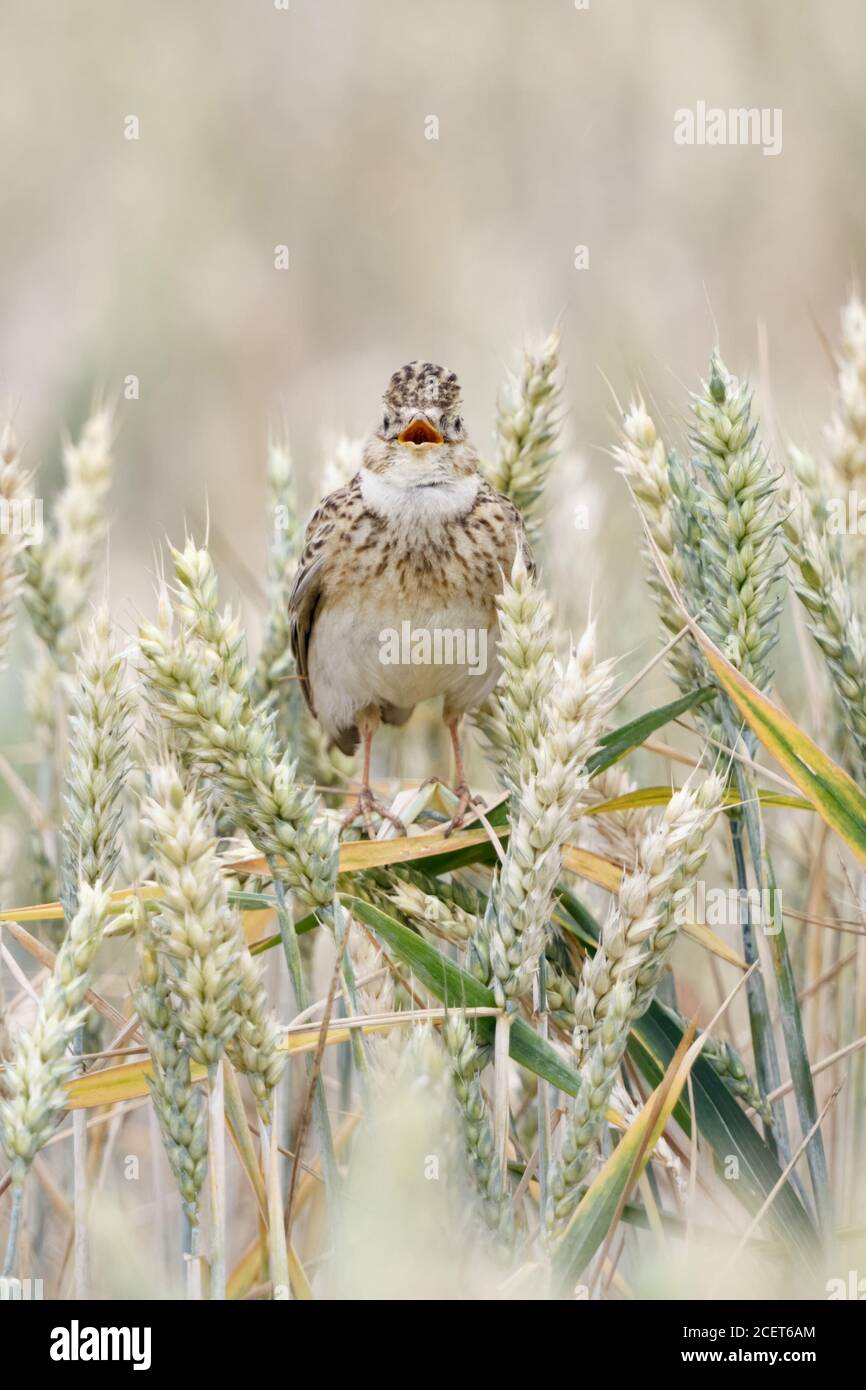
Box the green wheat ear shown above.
[690,353,783,697]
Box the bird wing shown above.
[473,477,536,578]
[288,474,361,719]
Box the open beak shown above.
[398,416,443,446]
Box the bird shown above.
[288,360,533,838]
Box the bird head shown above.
[363,361,477,480]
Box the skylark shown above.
[289,360,533,837]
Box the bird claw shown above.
[340,786,406,840]
[443,782,486,837]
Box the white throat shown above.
[360,466,480,529]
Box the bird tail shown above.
[330,702,413,756]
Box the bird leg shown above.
[442,716,485,836]
[340,716,406,839]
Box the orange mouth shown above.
[398,417,443,446]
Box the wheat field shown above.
[1,298,865,1302]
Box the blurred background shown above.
[2,0,865,1299]
[0,0,864,706]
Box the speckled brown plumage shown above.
[288,362,533,835]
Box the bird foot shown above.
[340,785,406,840]
[442,781,486,837]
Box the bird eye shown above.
[454,416,462,432]
[382,415,390,432]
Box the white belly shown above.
[308,597,501,739]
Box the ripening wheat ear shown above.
[385,871,478,946]
[574,771,724,1046]
[60,607,133,916]
[133,897,208,1227]
[548,770,723,1229]
[138,540,339,909]
[143,765,243,1068]
[345,918,403,1077]
[612,398,706,695]
[142,764,283,1108]
[443,1012,514,1244]
[0,880,110,1207]
[781,475,866,777]
[227,950,286,1122]
[471,555,613,1008]
[482,328,562,546]
[251,437,302,719]
[691,354,783,694]
[23,408,113,661]
[824,292,866,491]
[788,445,835,530]
[251,439,350,788]
[22,408,114,751]
[145,763,285,1125]
[688,1021,774,1125]
[320,434,363,497]
[0,424,33,670]
[474,549,557,790]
